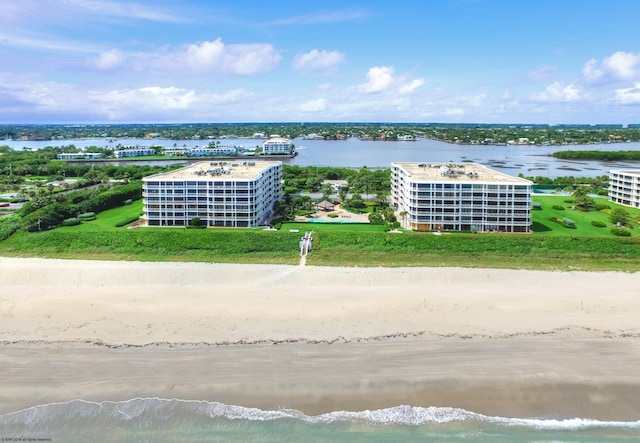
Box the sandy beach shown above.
[1,257,640,420]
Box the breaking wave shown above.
[2,398,640,431]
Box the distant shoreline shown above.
[64,153,297,165]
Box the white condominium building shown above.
[262,137,292,155]
[391,162,532,232]
[609,169,640,208]
[142,161,282,228]
[114,146,156,158]
[57,152,103,160]
[186,146,237,157]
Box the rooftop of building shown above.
[610,169,640,176]
[392,162,531,184]
[263,137,291,144]
[143,160,281,181]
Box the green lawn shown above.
[531,195,640,237]
[57,199,143,232]
[2,194,640,271]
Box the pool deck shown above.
[294,204,370,223]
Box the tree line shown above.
[552,150,640,161]
[4,123,640,145]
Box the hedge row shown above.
[611,228,632,237]
[62,218,81,226]
[78,212,96,220]
[115,216,140,227]
[20,182,142,232]
[0,216,21,241]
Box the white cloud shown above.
[582,59,600,82]
[62,0,187,23]
[293,49,345,73]
[89,48,125,70]
[615,83,640,105]
[358,66,426,96]
[183,39,225,70]
[299,98,327,112]
[0,0,188,26]
[583,51,640,84]
[360,66,395,93]
[180,38,281,75]
[398,78,426,95]
[530,82,581,102]
[91,86,253,120]
[467,93,487,107]
[0,30,100,53]
[98,86,196,113]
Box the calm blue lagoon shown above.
[5,136,640,178]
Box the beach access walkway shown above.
[299,231,313,266]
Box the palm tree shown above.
[320,183,334,202]
[399,210,408,229]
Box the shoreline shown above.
[3,337,640,420]
[2,257,640,420]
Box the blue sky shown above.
[1,0,640,124]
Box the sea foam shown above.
[2,398,640,431]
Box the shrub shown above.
[115,216,140,227]
[552,205,565,210]
[532,202,542,210]
[0,215,21,241]
[563,199,574,204]
[187,217,206,229]
[610,208,630,226]
[62,217,81,226]
[78,212,96,220]
[562,218,576,228]
[327,212,339,218]
[594,203,610,211]
[611,228,631,237]
[591,220,606,228]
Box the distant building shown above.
[142,160,282,228]
[262,138,292,155]
[186,146,237,157]
[609,169,640,208]
[391,162,532,232]
[322,179,348,192]
[162,148,187,156]
[114,146,156,158]
[56,152,102,160]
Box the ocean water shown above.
[1,399,639,442]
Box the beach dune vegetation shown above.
[0,228,639,271]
